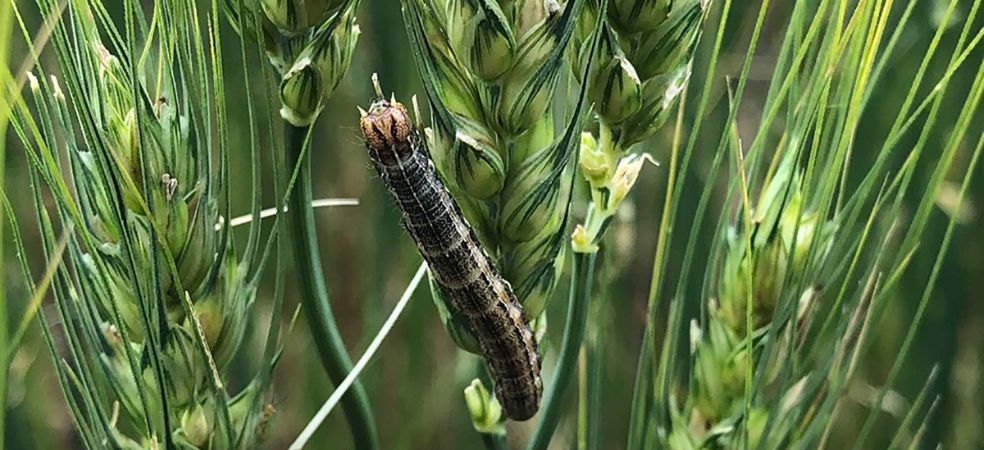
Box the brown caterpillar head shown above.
[359,95,415,166]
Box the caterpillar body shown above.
[359,95,543,421]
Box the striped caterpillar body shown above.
[359,95,543,421]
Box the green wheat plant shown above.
[522,0,712,447]
[2,0,299,447]
[400,0,593,347]
[572,0,709,251]
[0,5,74,447]
[626,0,984,449]
[219,1,378,448]
[1,0,982,448]
[0,4,13,445]
[398,0,613,445]
[223,0,360,127]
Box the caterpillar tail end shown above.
[495,383,542,421]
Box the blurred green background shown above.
[2,0,982,448]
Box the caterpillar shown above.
[358,85,543,421]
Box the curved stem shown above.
[527,251,597,450]
[583,243,611,450]
[285,123,378,450]
[481,433,508,450]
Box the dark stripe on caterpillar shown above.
[359,93,543,421]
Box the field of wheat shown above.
[1,0,982,449]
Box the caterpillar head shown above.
[359,75,416,166]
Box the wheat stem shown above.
[285,122,378,450]
[0,4,11,442]
[481,433,508,450]
[527,251,597,450]
[291,262,427,449]
[215,198,359,230]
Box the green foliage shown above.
[1,0,982,449]
[403,0,596,327]
[0,3,13,447]
[225,0,361,125]
[630,1,984,449]
[574,0,709,252]
[3,0,293,447]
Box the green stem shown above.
[1,4,12,447]
[285,123,378,450]
[584,335,602,450]
[584,244,612,450]
[577,349,587,450]
[527,251,597,450]
[480,433,507,450]
[0,122,6,450]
